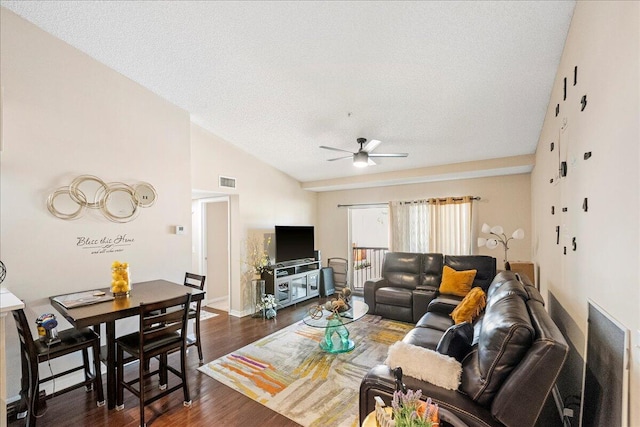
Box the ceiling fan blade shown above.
[362,139,382,153]
[368,153,409,158]
[319,145,354,154]
[327,155,352,161]
[368,158,377,166]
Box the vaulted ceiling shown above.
[1,1,575,187]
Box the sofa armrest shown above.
[364,278,387,314]
[427,294,464,315]
[412,287,438,323]
[488,299,569,427]
[360,365,500,427]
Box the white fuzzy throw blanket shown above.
[385,341,462,390]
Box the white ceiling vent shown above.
[219,176,236,189]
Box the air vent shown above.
[219,176,236,189]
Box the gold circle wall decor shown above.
[98,182,139,223]
[133,182,158,208]
[47,187,87,220]
[47,175,157,222]
[69,175,107,209]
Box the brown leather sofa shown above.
[359,271,569,427]
[364,252,496,323]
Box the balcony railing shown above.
[352,246,388,291]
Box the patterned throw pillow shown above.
[450,287,486,324]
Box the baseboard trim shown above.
[228,309,247,318]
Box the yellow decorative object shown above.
[439,265,477,297]
[451,287,486,324]
[113,295,131,309]
[110,260,131,297]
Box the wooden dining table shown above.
[50,279,205,409]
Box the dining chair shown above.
[142,272,206,372]
[183,272,206,364]
[12,308,105,426]
[116,293,192,427]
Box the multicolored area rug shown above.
[198,315,412,427]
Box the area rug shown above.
[198,315,413,427]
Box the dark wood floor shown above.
[9,296,563,427]
[9,298,324,427]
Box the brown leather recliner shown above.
[359,271,569,427]
[364,252,496,323]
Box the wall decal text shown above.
[77,234,135,255]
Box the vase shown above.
[111,262,131,298]
[252,279,266,318]
[265,307,277,319]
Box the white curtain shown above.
[388,197,473,254]
[388,200,430,252]
[428,196,473,255]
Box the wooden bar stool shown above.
[116,293,192,427]
[183,273,206,364]
[12,308,104,426]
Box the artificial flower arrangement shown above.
[245,235,272,276]
[256,294,278,310]
[375,389,439,427]
[257,293,278,319]
[392,389,439,427]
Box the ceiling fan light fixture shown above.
[353,152,369,168]
[321,137,407,168]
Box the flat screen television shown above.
[275,225,315,264]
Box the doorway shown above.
[194,196,230,312]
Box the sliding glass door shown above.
[348,207,389,293]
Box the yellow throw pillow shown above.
[439,265,477,297]
[451,287,487,324]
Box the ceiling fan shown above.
[320,138,408,168]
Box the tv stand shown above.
[262,259,320,308]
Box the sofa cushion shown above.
[402,327,444,350]
[416,312,453,331]
[460,289,534,406]
[427,294,464,315]
[450,287,486,324]
[486,270,520,299]
[382,252,422,289]
[439,265,476,296]
[376,287,413,307]
[486,279,529,308]
[436,322,474,362]
[420,253,444,287]
[445,255,496,291]
[375,304,414,324]
[522,280,545,305]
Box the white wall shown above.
[316,173,532,269]
[531,1,639,424]
[0,9,192,399]
[190,123,317,316]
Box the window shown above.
[389,196,473,255]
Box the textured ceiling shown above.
[1,1,575,184]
